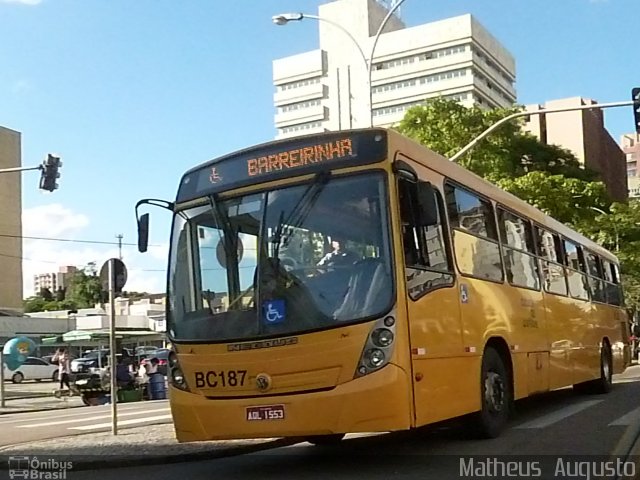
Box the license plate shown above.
[246,404,285,421]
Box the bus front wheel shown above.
[473,347,511,439]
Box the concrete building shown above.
[33,265,78,295]
[524,97,627,202]
[622,133,640,198]
[0,126,22,312]
[272,0,516,138]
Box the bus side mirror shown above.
[138,213,149,253]
[415,182,438,227]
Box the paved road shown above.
[1,380,59,399]
[65,369,640,480]
[0,400,170,447]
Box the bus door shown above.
[397,176,464,426]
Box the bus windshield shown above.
[168,171,394,342]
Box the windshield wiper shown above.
[271,171,331,258]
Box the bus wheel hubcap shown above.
[484,372,505,413]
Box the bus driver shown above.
[317,238,359,269]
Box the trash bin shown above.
[148,373,167,400]
[117,388,143,403]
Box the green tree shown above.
[396,98,610,225]
[39,288,53,301]
[497,172,609,225]
[23,296,77,313]
[24,296,47,313]
[578,201,640,311]
[65,262,105,308]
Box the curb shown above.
[0,437,298,471]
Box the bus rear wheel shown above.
[574,343,613,394]
[473,347,511,439]
[306,434,345,446]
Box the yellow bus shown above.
[136,127,630,443]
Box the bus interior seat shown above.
[333,258,388,320]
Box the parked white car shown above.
[3,357,59,383]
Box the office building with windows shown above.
[33,265,78,296]
[622,133,640,198]
[523,97,627,202]
[272,0,516,138]
[0,126,22,312]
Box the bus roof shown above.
[386,129,618,264]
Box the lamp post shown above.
[273,0,407,128]
[591,206,619,252]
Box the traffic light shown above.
[39,154,62,192]
[633,87,640,134]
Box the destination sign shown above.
[176,130,387,203]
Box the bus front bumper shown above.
[169,363,411,442]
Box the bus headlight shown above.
[366,349,385,368]
[354,312,396,378]
[371,328,394,347]
[168,353,190,392]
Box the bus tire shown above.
[473,347,511,439]
[573,343,613,394]
[590,343,613,394]
[306,434,345,446]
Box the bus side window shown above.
[585,250,606,303]
[398,178,453,299]
[535,227,568,296]
[444,183,503,282]
[563,239,589,301]
[603,260,623,306]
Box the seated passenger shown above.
[317,239,359,269]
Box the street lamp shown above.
[273,0,407,128]
[591,206,619,252]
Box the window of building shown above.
[279,99,321,113]
[280,121,323,135]
[277,77,321,92]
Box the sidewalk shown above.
[0,395,85,415]
[0,423,295,470]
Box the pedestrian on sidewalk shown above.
[52,348,71,391]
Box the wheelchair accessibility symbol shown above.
[263,299,285,324]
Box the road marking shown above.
[17,408,171,428]
[514,400,603,429]
[69,414,172,430]
[0,400,169,424]
[609,407,640,426]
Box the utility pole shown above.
[116,234,123,260]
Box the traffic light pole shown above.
[0,165,42,174]
[449,99,638,162]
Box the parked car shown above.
[140,349,170,376]
[3,357,59,383]
[71,350,111,373]
[135,345,159,356]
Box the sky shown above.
[0,0,637,298]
